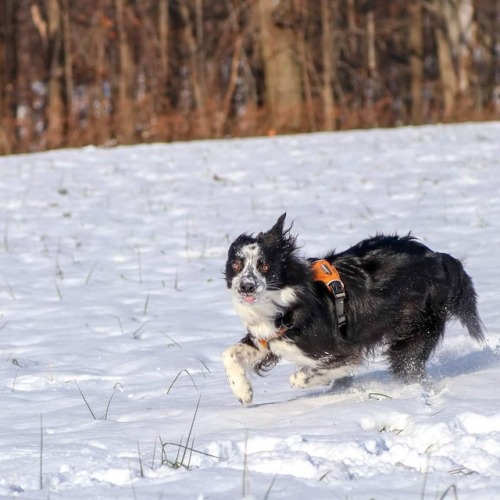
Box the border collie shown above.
[222,213,484,405]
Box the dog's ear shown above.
[269,213,286,237]
[259,213,288,245]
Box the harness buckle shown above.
[328,279,345,297]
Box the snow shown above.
[0,121,499,499]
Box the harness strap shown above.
[311,259,347,328]
[258,325,288,350]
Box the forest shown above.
[0,0,499,154]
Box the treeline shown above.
[0,0,499,154]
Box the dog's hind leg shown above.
[290,365,356,389]
[222,340,268,405]
[388,316,445,383]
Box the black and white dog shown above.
[222,213,484,405]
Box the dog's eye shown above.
[232,259,242,272]
[259,263,270,274]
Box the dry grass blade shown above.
[166,369,198,394]
[368,392,393,400]
[76,382,97,420]
[39,414,43,490]
[439,484,458,500]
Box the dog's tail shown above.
[442,254,485,342]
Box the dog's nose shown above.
[240,281,256,294]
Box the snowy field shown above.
[0,122,499,499]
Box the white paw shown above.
[290,369,312,388]
[222,346,254,405]
[291,365,355,389]
[228,374,253,405]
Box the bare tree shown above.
[365,0,378,126]
[177,1,208,136]
[115,0,135,143]
[257,0,303,132]
[158,0,170,114]
[346,0,358,57]
[89,4,111,145]
[0,0,17,153]
[45,0,65,149]
[408,0,424,124]
[61,0,74,136]
[430,0,477,119]
[321,0,336,131]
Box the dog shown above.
[222,213,484,405]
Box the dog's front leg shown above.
[222,339,265,405]
[290,365,355,388]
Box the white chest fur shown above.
[232,286,299,340]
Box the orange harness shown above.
[311,259,347,327]
[258,260,346,350]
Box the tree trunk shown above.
[435,12,457,118]
[178,1,208,136]
[453,0,475,95]
[46,0,65,149]
[0,11,7,153]
[61,0,73,138]
[0,0,17,153]
[158,0,169,113]
[346,0,358,58]
[297,2,315,132]
[91,6,108,145]
[218,35,242,137]
[365,0,378,126]
[257,0,303,132]
[432,0,476,120]
[115,0,135,143]
[495,0,500,116]
[195,0,206,111]
[321,0,336,131]
[408,0,424,124]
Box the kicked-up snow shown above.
[0,122,499,499]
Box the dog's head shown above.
[225,213,298,305]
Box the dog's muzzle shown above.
[238,279,258,304]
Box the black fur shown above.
[224,214,484,398]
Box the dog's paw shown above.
[228,374,253,405]
[291,365,355,389]
[290,369,313,388]
[222,345,254,405]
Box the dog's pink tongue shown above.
[243,295,256,304]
